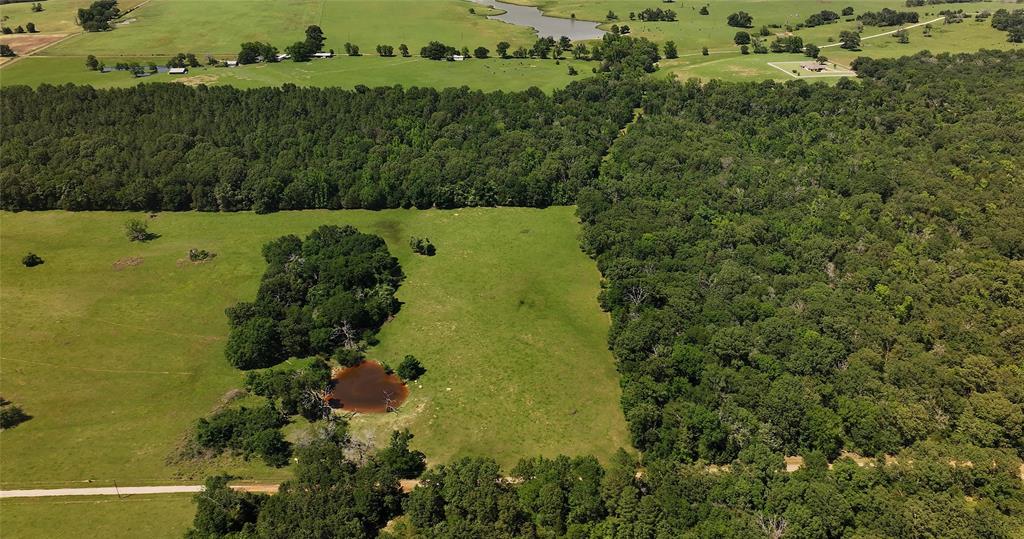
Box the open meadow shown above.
[0,494,195,539]
[0,208,629,490]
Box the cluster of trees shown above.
[0,79,636,211]
[77,0,118,32]
[224,226,402,370]
[422,36,580,61]
[992,9,1024,42]
[632,8,677,22]
[770,35,804,53]
[238,41,278,65]
[804,9,840,27]
[1,21,37,33]
[166,52,200,68]
[0,44,14,57]
[727,10,753,28]
[840,29,862,49]
[244,359,332,421]
[580,50,1024,476]
[194,404,290,466]
[906,0,978,5]
[188,428,425,538]
[858,8,920,26]
[285,24,327,61]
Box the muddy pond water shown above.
[471,0,605,41]
[329,361,408,413]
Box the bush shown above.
[194,404,290,466]
[396,355,426,381]
[22,252,43,267]
[124,218,155,242]
[0,404,31,429]
[332,347,364,367]
[409,236,436,256]
[188,248,216,262]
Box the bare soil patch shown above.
[175,74,218,87]
[0,33,68,56]
[112,256,144,270]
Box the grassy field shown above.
[2,0,1020,86]
[0,55,595,91]
[40,0,536,56]
[521,0,1022,80]
[0,0,148,34]
[0,494,195,539]
[0,208,629,490]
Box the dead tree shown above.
[331,320,358,349]
[754,512,787,539]
[302,387,333,420]
[383,389,398,413]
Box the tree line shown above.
[857,8,920,26]
[0,77,639,211]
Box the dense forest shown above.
[3,50,1024,537]
[0,80,637,211]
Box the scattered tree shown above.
[123,218,155,242]
[396,355,426,381]
[21,252,43,267]
[727,11,753,28]
[663,40,677,59]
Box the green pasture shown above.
[0,54,595,92]
[2,0,1021,86]
[0,208,629,489]
[40,0,537,57]
[0,0,148,35]
[0,495,195,539]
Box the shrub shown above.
[124,218,154,241]
[409,236,436,256]
[188,248,216,262]
[22,252,43,267]
[396,355,426,381]
[194,404,290,466]
[0,404,31,429]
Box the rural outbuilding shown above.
[168,67,188,75]
[802,62,827,72]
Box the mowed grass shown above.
[0,495,195,539]
[0,55,595,92]
[43,0,538,56]
[0,208,629,488]
[0,0,148,34]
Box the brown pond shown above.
[328,361,408,413]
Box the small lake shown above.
[328,361,408,413]
[471,0,605,41]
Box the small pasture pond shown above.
[329,361,408,413]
